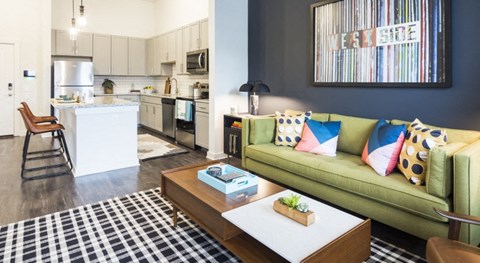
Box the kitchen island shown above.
[51,97,139,177]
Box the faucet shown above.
[171,78,178,95]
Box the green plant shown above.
[102,79,116,89]
[279,194,301,210]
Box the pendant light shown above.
[78,0,86,28]
[69,0,78,40]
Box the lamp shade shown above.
[252,82,270,93]
[239,83,254,92]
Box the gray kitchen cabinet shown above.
[195,101,209,149]
[160,33,168,63]
[175,28,184,74]
[55,30,93,57]
[160,31,176,64]
[93,34,111,75]
[199,19,208,50]
[140,103,148,126]
[189,22,200,51]
[181,26,191,73]
[111,36,128,75]
[153,104,163,132]
[146,38,154,75]
[153,36,162,75]
[128,38,146,76]
[140,96,163,132]
[167,31,176,63]
[187,18,208,52]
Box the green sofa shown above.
[241,113,480,245]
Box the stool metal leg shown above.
[20,130,72,180]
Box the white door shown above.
[0,44,15,136]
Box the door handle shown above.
[8,83,13,90]
[198,53,203,68]
[232,135,237,154]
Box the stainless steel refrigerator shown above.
[52,60,94,103]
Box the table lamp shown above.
[239,81,270,115]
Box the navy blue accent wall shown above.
[248,0,480,130]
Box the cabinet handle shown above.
[229,134,233,153]
[232,135,236,154]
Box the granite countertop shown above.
[51,97,139,109]
[95,93,177,99]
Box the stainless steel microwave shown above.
[186,49,208,74]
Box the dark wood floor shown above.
[0,128,426,258]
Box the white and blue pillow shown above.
[295,119,341,156]
[275,111,312,147]
[362,119,406,176]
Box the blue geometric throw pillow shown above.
[362,119,406,176]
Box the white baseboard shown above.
[206,151,227,160]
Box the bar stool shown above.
[20,101,58,138]
[18,107,72,180]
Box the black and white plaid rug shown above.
[0,188,425,262]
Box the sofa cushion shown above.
[398,119,448,185]
[391,119,480,144]
[362,119,406,176]
[311,113,330,122]
[329,114,378,156]
[245,143,450,222]
[249,117,276,145]
[427,142,467,198]
[274,111,309,147]
[295,119,341,156]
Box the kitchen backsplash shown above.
[94,65,208,96]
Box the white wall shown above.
[0,0,52,135]
[52,0,156,38]
[207,0,248,159]
[154,0,209,34]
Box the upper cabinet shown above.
[186,18,208,52]
[199,19,208,50]
[111,36,128,75]
[160,31,176,63]
[153,35,162,75]
[146,38,155,76]
[54,30,93,57]
[128,38,146,76]
[93,34,111,75]
[175,28,184,74]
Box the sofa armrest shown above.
[241,116,276,167]
[427,142,468,198]
[453,139,480,244]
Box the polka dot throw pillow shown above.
[274,111,311,147]
[397,119,447,185]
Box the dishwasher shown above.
[161,98,176,138]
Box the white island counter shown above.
[51,97,139,177]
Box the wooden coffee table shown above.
[161,162,371,263]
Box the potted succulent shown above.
[273,194,315,226]
[102,79,116,94]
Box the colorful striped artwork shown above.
[313,0,449,85]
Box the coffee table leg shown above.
[172,206,178,227]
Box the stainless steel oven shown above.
[186,49,208,74]
[175,98,196,149]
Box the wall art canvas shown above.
[311,0,451,87]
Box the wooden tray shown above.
[273,200,315,226]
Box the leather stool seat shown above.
[18,106,72,180]
[427,237,480,263]
[426,209,480,263]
